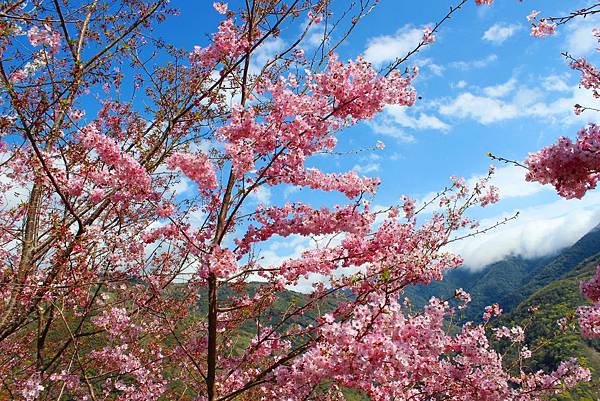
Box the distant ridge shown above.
[404,221,600,321]
[500,223,600,311]
[497,251,600,399]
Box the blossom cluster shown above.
[189,18,247,67]
[571,58,600,99]
[91,307,136,338]
[493,325,525,343]
[241,202,373,254]
[27,24,61,54]
[167,151,218,190]
[578,303,600,338]
[9,51,49,83]
[90,344,166,401]
[530,19,556,37]
[525,124,600,199]
[578,265,600,338]
[79,123,153,201]
[213,2,228,14]
[455,288,472,309]
[422,27,435,44]
[483,303,503,320]
[268,296,589,401]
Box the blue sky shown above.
[158,1,600,278]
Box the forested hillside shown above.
[497,256,600,400]
[404,224,600,323]
[401,224,600,400]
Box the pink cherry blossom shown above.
[527,10,540,21]
[571,58,600,98]
[79,124,153,200]
[525,124,600,199]
[531,19,556,37]
[401,195,416,219]
[20,373,44,401]
[422,27,435,44]
[455,288,472,309]
[483,303,503,320]
[493,325,525,342]
[213,2,228,14]
[27,25,61,54]
[91,307,135,338]
[167,152,218,190]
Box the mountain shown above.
[404,224,600,322]
[403,255,551,321]
[501,224,600,312]
[496,254,600,400]
[402,223,600,399]
[343,224,600,400]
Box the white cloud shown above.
[450,54,497,70]
[416,58,445,77]
[308,29,325,47]
[299,17,327,49]
[154,165,193,197]
[368,119,415,143]
[250,37,287,74]
[527,85,599,123]
[448,192,600,270]
[512,87,544,107]
[483,78,517,98]
[565,17,599,55]
[439,92,519,124]
[369,104,450,142]
[188,208,208,228]
[482,23,520,45]
[352,163,380,174]
[283,185,300,199]
[249,186,272,205]
[542,74,571,92]
[363,25,424,67]
[0,174,29,211]
[439,80,599,125]
[428,63,445,76]
[0,152,33,211]
[454,80,468,89]
[171,178,192,196]
[385,105,450,131]
[389,152,403,161]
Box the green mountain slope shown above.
[497,255,600,400]
[501,225,600,312]
[404,224,600,322]
[403,256,551,321]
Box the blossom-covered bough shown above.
[0,1,591,400]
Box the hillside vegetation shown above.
[405,225,600,323]
[403,225,600,400]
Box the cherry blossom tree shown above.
[0,1,590,400]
